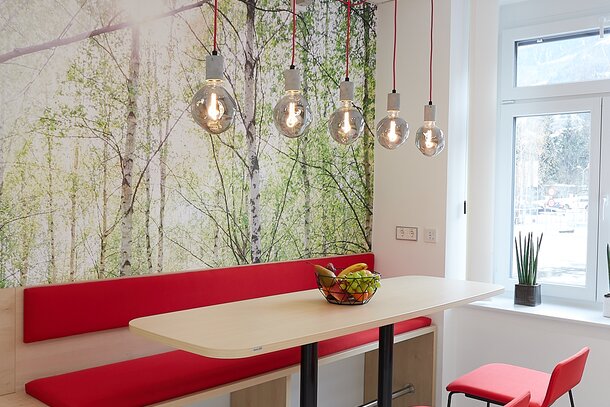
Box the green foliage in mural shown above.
[0,0,376,286]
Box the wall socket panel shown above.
[423,228,437,243]
[396,226,418,241]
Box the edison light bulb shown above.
[329,81,364,145]
[415,104,445,157]
[376,92,409,150]
[191,54,236,135]
[273,69,312,138]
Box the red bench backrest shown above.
[23,253,374,343]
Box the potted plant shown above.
[514,231,543,306]
[604,243,610,318]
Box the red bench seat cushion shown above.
[26,317,431,407]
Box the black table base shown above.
[378,324,394,407]
[300,342,318,407]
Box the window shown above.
[516,28,610,87]
[497,16,610,302]
[501,16,610,100]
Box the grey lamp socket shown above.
[339,80,355,101]
[284,68,301,92]
[423,104,437,121]
[206,54,224,80]
[387,92,400,111]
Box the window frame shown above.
[495,98,602,301]
[598,97,610,300]
[501,16,610,101]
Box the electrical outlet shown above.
[396,226,418,241]
[423,228,437,243]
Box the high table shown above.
[130,275,503,406]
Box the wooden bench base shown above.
[364,331,436,407]
[0,392,45,407]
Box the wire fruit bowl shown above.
[315,270,381,305]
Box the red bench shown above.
[1,253,435,407]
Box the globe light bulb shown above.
[191,54,236,135]
[376,92,409,150]
[415,104,445,157]
[273,68,312,138]
[328,80,364,145]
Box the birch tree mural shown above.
[0,0,376,287]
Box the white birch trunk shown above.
[144,69,153,275]
[46,136,57,283]
[300,20,312,258]
[120,27,140,276]
[244,0,261,263]
[156,17,174,274]
[362,5,374,250]
[157,121,167,273]
[99,143,108,278]
[18,172,29,286]
[69,143,79,281]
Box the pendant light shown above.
[273,0,312,138]
[329,0,364,145]
[191,0,236,134]
[376,0,408,150]
[415,0,445,157]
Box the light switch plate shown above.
[424,228,437,243]
[396,226,418,241]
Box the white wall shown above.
[465,0,500,284]
[373,0,471,404]
[372,0,451,279]
[443,1,610,406]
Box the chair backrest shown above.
[507,392,531,407]
[542,347,590,407]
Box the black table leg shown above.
[378,324,394,407]
[300,342,318,407]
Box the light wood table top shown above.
[129,276,503,359]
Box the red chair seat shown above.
[26,317,431,407]
[447,363,549,407]
[446,347,589,407]
[416,391,531,407]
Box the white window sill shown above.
[467,294,610,329]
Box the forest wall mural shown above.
[0,0,376,287]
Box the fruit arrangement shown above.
[314,262,380,305]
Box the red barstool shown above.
[412,391,530,407]
[414,391,530,407]
[446,347,589,407]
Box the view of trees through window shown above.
[516,28,610,87]
[513,112,591,286]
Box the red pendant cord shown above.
[392,0,397,92]
[291,0,296,67]
[428,0,434,104]
[345,0,351,80]
[213,0,218,53]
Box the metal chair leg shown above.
[569,390,575,407]
[447,391,455,407]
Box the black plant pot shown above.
[514,284,541,306]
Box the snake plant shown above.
[514,231,543,285]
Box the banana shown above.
[314,264,336,287]
[338,262,368,277]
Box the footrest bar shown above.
[357,383,415,407]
